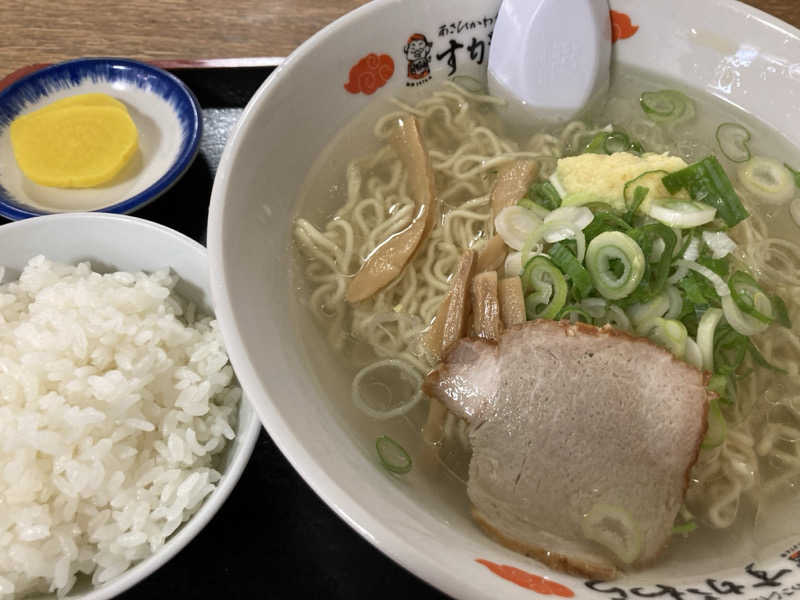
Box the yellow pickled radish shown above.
[26,92,129,117]
[10,104,138,188]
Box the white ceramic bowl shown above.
[0,212,261,599]
[208,1,800,598]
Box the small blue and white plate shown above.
[0,58,202,220]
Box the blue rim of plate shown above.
[0,57,202,220]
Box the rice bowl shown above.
[0,213,260,599]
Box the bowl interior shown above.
[0,59,201,219]
[0,212,260,599]
[209,0,800,598]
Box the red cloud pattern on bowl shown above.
[344,53,395,94]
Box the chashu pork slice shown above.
[423,319,709,580]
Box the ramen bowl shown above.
[208,1,800,598]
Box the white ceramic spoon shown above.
[488,0,612,128]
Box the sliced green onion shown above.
[585,231,646,300]
[625,186,649,224]
[675,229,693,258]
[650,237,666,263]
[522,256,567,320]
[527,200,553,221]
[640,90,695,124]
[581,201,618,214]
[745,337,787,374]
[645,198,716,228]
[548,173,568,198]
[580,130,644,156]
[684,338,703,369]
[526,287,552,306]
[701,254,729,277]
[623,170,669,213]
[504,251,523,277]
[701,231,737,259]
[624,171,667,197]
[713,324,748,376]
[662,156,748,227]
[791,198,800,228]
[721,294,770,336]
[495,205,543,250]
[529,181,562,210]
[667,261,687,286]
[785,163,800,188]
[605,304,632,331]
[520,220,586,266]
[640,317,688,358]
[583,211,631,245]
[556,304,595,323]
[697,307,723,371]
[560,191,605,207]
[579,297,608,318]
[711,323,783,375]
[715,376,737,406]
[629,140,645,155]
[665,285,683,319]
[771,294,792,329]
[548,242,593,298]
[679,277,718,310]
[376,435,412,474]
[716,123,751,163]
[544,206,594,234]
[672,521,698,535]
[702,398,727,449]
[683,236,701,262]
[673,259,730,297]
[352,359,424,420]
[707,374,728,398]
[604,131,631,154]
[627,293,670,332]
[729,271,774,324]
[672,228,685,257]
[737,156,795,204]
[583,131,608,154]
[627,223,677,300]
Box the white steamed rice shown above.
[0,256,241,598]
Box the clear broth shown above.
[289,65,800,579]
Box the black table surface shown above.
[1,66,448,600]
